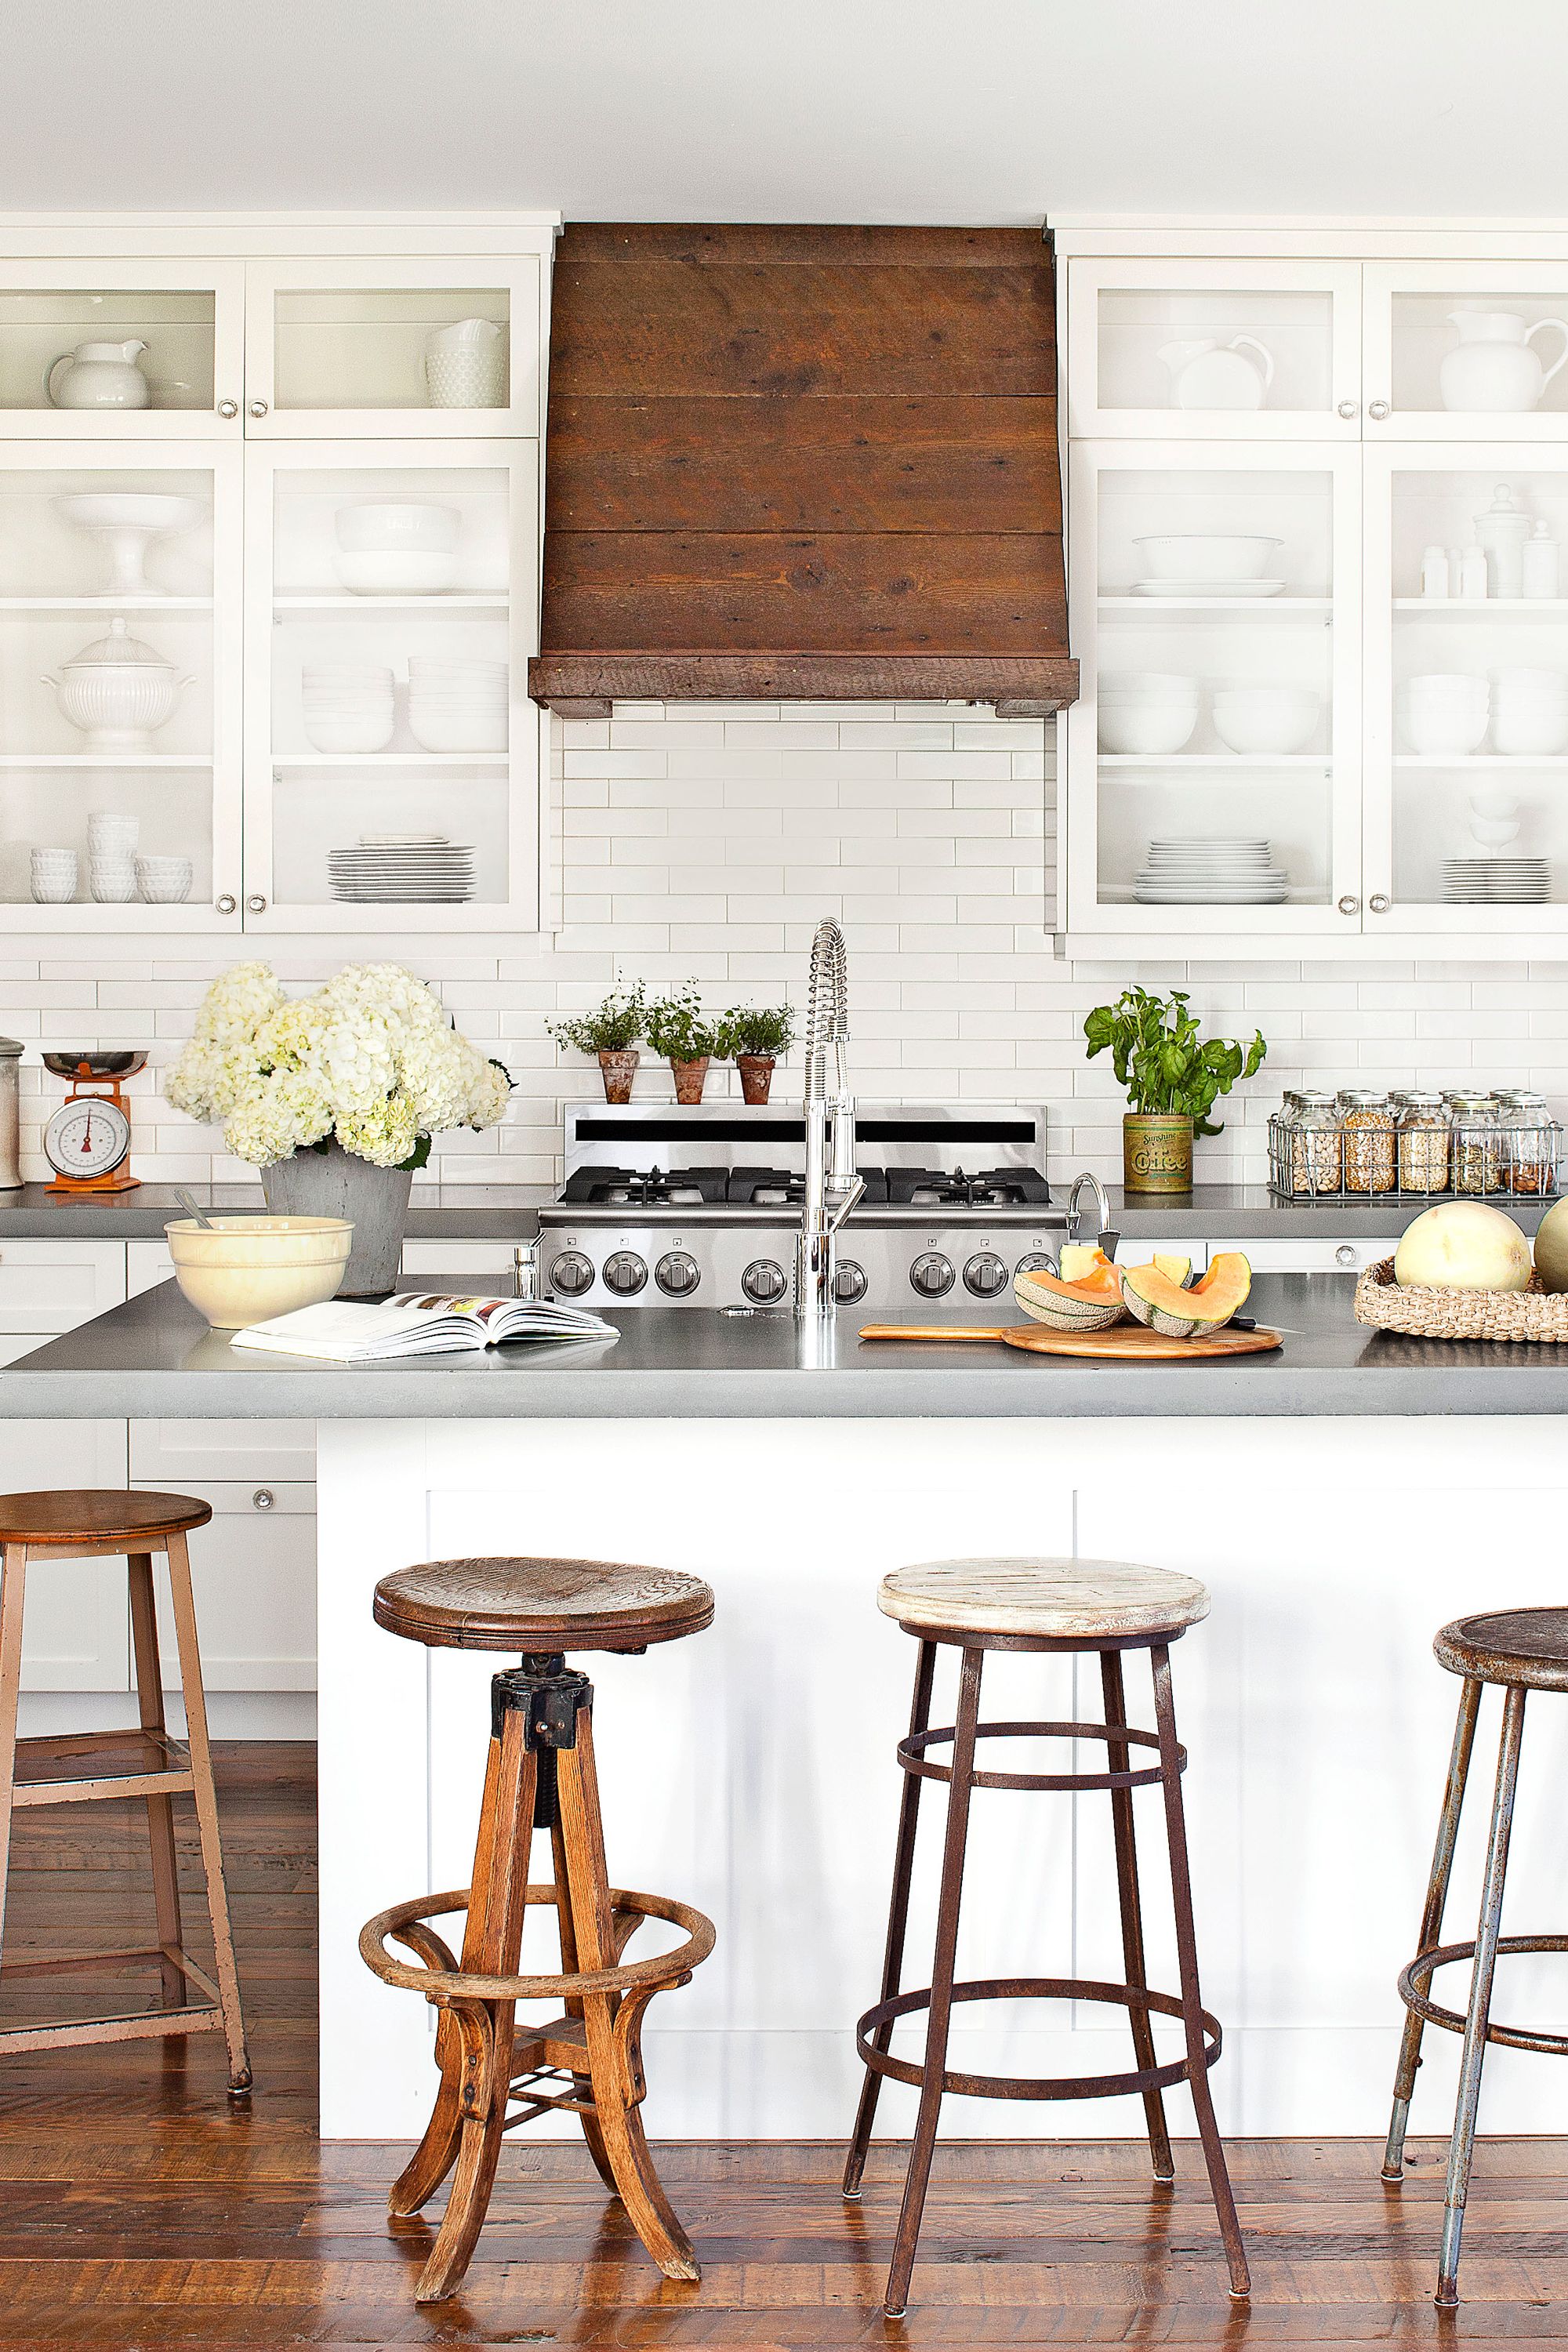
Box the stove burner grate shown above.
[885,1167,1053,1210]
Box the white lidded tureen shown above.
[42,617,194,750]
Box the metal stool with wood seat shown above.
[0,1489,249,2090]
[360,1555,716,2305]
[1382,1605,1568,2305]
[844,1555,1250,2318]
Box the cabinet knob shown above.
[216,398,239,419]
[1367,399,1391,420]
[1337,398,1359,419]
[248,398,269,419]
[1338,895,1360,916]
[215,893,237,915]
[252,1487,275,1512]
[1335,1245,1358,1269]
[1370,892,1390,913]
[245,894,267,914]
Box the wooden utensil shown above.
[858,1321,1283,1362]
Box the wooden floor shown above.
[0,1742,1563,2347]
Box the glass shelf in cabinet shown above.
[1394,753,1568,768]
[0,753,212,768]
[1096,595,1333,616]
[1096,753,1332,768]
[270,753,509,768]
[1393,598,1568,615]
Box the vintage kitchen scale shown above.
[42,1051,146,1195]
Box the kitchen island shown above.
[9,1273,1568,2152]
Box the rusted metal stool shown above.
[360,1555,716,2304]
[1382,1605,1568,2305]
[0,1489,249,2090]
[844,1556,1249,2318]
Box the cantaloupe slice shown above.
[1014,1263,1127,1333]
[1120,1251,1251,1340]
[1152,1253,1193,1288]
[1058,1243,1114,1283]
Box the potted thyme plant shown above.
[717,1004,796,1105]
[546,982,646,1103]
[1083,985,1267,1196]
[645,981,720,1104]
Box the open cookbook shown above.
[230,1290,619,1362]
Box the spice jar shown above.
[1499,1090,1562,1195]
[1339,1089,1396,1193]
[1450,1093,1501,1196]
[1288,1091,1343,1196]
[1397,1091,1450,1194]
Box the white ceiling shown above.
[6,0,1568,223]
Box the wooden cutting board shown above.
[858,1321,1283,1362]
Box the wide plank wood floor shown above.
[0,1740,1562,2347]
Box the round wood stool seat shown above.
[1432,1606,1568,1693]
[372,1556,714,1653]
[0,1488,212,1547]
[879,1556,1210,1646]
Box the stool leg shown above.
[416,1705,538,2303]
[843,1635,937,2198]
[1436,1682,1526,2310]
[1102,1648,1174,2184]
[1382,1675,1482,2183]
[128,1554,187,2009]
[884,1642,983,2321]
[162,1532,250,2093]
[1151,1642,1250,2300]
[556,1697,701,2284]
[0,1544,27,1962]
[550,1811,620,2196]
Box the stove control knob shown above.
[910,1251,955,1300]
[833,1258,867,1305]
[602,1250,648,1298]
[549,1249,594,1298]
[655,1250,701,1298]
[964,1250,1008,1298]
[742,1258,786,1305]
[1014,1250,1057,1279]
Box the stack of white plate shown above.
[327,833,476,902]
[302,663,395,753]
[1442,858,1552,904]
[407,656,508,753]
[1134,837,1290,905]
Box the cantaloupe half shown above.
[1120,1250,1251,1339]
[1014,1258,1127,1333]
[1152,1253,1193,1288]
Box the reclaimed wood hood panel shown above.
[528,223,1076,718]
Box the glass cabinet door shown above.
[243,440,539,932]
[1066,259,1361,439]
[1062,441,1362,942]
[0,260,244,440]
[0,443,242,930]
[243,259,543,439]
[1363,445,1568,938]
[1366,263,1568,441]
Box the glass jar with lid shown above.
[1450,1093,1501,1196]
[1288,1091,1342,1196]
[1338,1088,1396,1193]
[1396,1091,1450,1195]
[1499,1090,1562,1195]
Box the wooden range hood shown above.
[528,224,1076,718]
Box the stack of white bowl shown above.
[1097,672,1200,754]
[333,503,459,596]
[136,855,193,904]
[1405,673,1489,755]
[1211,683,1319,754]
[302,663,395,753]
[30,848,78,905]
[406,656,508,753]
[87,810,140,902]
[1492,667,1568,756]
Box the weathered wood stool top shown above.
[879,1557,1210,1643]
[0,1489,213,1548]
[373,1555,715,1653]
[1433,1606,1568,1693]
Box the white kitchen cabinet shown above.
[134,1476,315,1693]
[0,258,245,440]
[398,1241,524,1286]
[1363,262,1568,442]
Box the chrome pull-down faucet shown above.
[796,916,864,1320]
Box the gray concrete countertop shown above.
[5,1272,1567,1420]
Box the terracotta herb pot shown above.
[597,1047,638,1105]
[670,1054,710,1105]
[1123,1112,1194,1196]
[737,1053,775,1105]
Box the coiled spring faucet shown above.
[796,917,863,1319]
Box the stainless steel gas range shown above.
[535,1104,1072,1313]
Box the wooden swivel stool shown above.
[0,1489,249,2089]
[361,1555,716,2303]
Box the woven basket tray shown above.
[1354,1254,1568,1344]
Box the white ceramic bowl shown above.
[1492,668,1568,699]
[44,662,188,750]
[1134,534,1283,582]
[135,855,193,904]
[1098,671,1199,700]
[333,503,459,554]
[87,813,139,858]
[165,1214,353,1330]
[1097,703,1198,755]
[303,712,397,753]
[30,850,77,904]
[1211,684,1320,754]
[406,704,509,754]
[89,859,136,903]
[334,550,459,597]
[1492,708,1568,756]
[1406,707,1491,755]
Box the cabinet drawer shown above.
[1194,1236,1400,1275]
[134,1478,316,1693]
[399,1242,522,1285]
[0,1241,125,1332]
[130,1418,315,1485]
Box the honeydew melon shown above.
[1534,1197,1568,1294]
[1014,1260,1127,1333]
[1393,1201,1532,1294]
[1120,1251,1252,1339]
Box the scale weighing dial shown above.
[44,1096,132,1181]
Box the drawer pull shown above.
[252,1487,275,1512]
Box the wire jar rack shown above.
[1268,1087,1563,1202]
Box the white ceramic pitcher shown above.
[1441,311,1568,413]
[1158,335,1274,411]
[44,339,151,411]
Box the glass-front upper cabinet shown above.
[1363,446,1568,938]
[243,441,539,932]
[243,259,543,438]
[1066,260,1363,439]
[0,443,242,930]
[1062,441,1362,942]
[0,261,244,439]
[1365,263,1568,441]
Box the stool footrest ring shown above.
[900,1719,1184,1795]
[359,1882,715,2003]
[1396,1933,1568,2058]
[855,1975,1220,2103]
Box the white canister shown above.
[0,1040,21,1192]
[423,318,506,409]
[1475,485,1533,599]
[1523,521,1561,600]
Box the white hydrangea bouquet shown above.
[165,960,511,1171]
